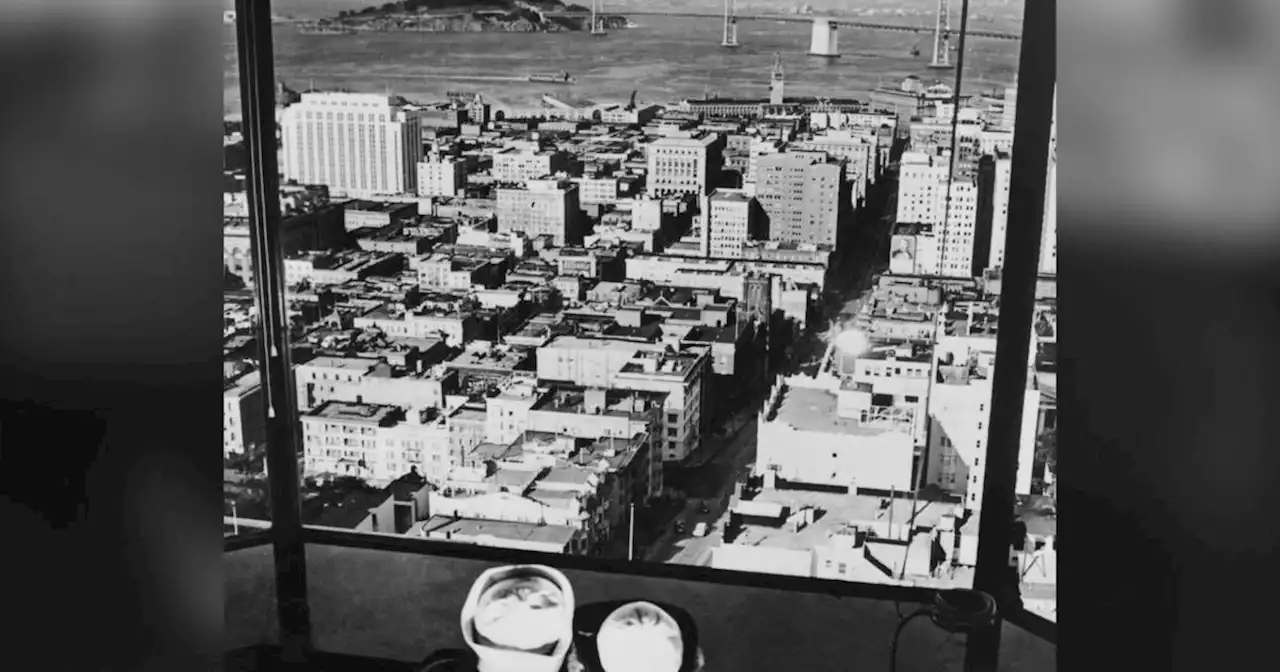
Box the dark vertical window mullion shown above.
[234,0,313,662]
[966,0,1056,669]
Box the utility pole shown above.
[901,307,942,579]
[628,502,636,561]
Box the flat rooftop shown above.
[301,356,381,371]
[344,199,414,213]
[469,442,521,463]
[571,437,643,473]
[738,489,959,554]
[302,485,388,530]
[684,324,743,344]
[305,400,400,426]
[446,347,530,372]
[857,343,933,364]
[531,385,665,418]
[619,349,701,378]
[710,190,750,202]
[418,516,577,547]
[769,386,895,437]
[223,369,261,396]
[540,335,646,353]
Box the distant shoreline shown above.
[294,17,631,34]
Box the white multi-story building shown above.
[925,339,1039,513]
[417,154,467,197]
[798,130,875,205]
[888,223,940,277]
[896,151,979,277]
[745,137,783,189]
[985,151,1014,270]
[300,398,482,485]
[492,148,568,184]
[495,178,582,246]
[896,150,948,224]
[279,92,424,198]
[536,336,709,463]
[646,133,723,199]
[979,129,1015,157]
[754,376,916,493]
[986,90,1056,276]
[702,189,760,258]
[294,356,451,414]
[574,176,620,206]
[224,370,265,456]
[755,151,845,248]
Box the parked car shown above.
[693,522,708,537]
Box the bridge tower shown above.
[808,18,840,58]
[929,0,953,69]
[721,0,740,48]
[770,52,785,105]
[590,0,608,36]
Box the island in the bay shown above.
[300,0,630,34]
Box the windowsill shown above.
[226,533,1055,671]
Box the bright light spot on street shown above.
[833,329,869,359]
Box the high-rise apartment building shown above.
[417,154,467,198]
[645,133,724,199]
[895,150,979,277]
[496,178,583,246]
[745,137,783,188]
[702,189,764,258]
[755,152,846,248]
[798,130,876,206]
[279,92,424,197]
[982,151,1019,272]
[986,91,1056,276]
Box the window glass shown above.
[225,1,1047,609]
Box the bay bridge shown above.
[545,0,1019,69]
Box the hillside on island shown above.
[312,0,628,32]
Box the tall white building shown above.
[985,151,1014,270]
[798,130,875,205]
[756,151,845,248]
[496,178,582,246]
[280,92,424,198]
[896,151,979,277]
[744,137,783,190]
[646,133,722,199]
[417,154,466,198]
[986,90,1056,276]
[702,189,760,258]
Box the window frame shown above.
[230,0,1057,662]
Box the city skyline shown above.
[223,0,1055,627]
